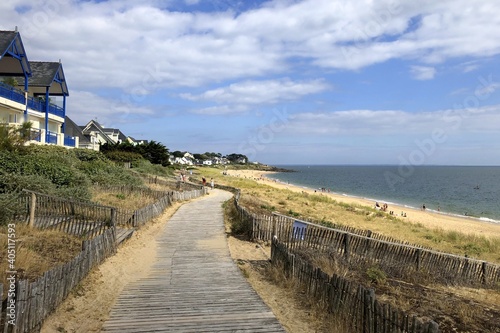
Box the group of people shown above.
[375,202,407,217]
[201,177,215,189]
[374,202,388,211]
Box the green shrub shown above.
[0,192,22,226]
[366,266,387,285]
[104,150,144,162]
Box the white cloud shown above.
[283,105,500,138]
[2,0,500,93]
[410,66,436,80]
[67,90,155,126]
[181,78,329,106]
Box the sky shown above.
[2,0,500,165]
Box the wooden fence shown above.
[94,184,169,200]
[0,228,117,333]
[115,188,206,228]
[14,187,206,233]
[142,175,204,192]
[271,238,440,333]
[15,190,115,239]
[236,203,500,286]
[2,185,206,332]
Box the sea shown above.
[267,165,500,224]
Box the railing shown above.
[29,128,42,142]
[26,96,43,113]
[47,103,65,118]
[64,135,76,147]
[0,82,65,118]
[46,131,58,144]
[0,81,25,104]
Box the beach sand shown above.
[229,169,500,239]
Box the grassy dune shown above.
[194,166,500,264]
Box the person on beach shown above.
[422,204,426,211]
[202,177,206,187]
[210,178,214,189]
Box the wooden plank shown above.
[103,189,286,332]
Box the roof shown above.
[17,61,69,96]
[80,120,115,144]
[0,30,32,77]
[103,127,128,142]
[64,116,91,145]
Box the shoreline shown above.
[228,169,500,239]
[272,176,500,226]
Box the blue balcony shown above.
[64,135,76,147]
[30,128,42,142]
[47,103,65,118]
[46,131,58,144]
[0,82,25,104]
[0,81,65,118]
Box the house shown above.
[64,116,97,150]
[78,119,148,150]
[79,119,117,147]
[127,136,148,146]
[0,29,77,148]
[169,152,194,165]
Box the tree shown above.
[193,153,208,160]
[100,140,170,166]
[0,122,32,151]
[172,151,185,158]
[226,153,248,163]
[138,141,170,166]
[2,77,18,87]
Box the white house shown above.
[0,29,76,148]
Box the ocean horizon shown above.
[267,165,500,224]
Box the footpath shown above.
[102,189,285,332]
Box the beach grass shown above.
[195,166,500,264]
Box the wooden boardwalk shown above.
[102,189,286,333]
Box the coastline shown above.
[229,169,500,239]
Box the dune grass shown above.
[196,166,500,263]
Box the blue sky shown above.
[2,0,500,165]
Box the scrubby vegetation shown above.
[199,166,500,264]
[0,143,178,227]
[0,146,142,202]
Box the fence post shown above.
[344,233,350,260]
[481,262,487,285]
[110,208,116,227]
[415,249,421,271]
[29,192,36,228]
[427,320,439,333]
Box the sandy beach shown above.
[229,169,500,239]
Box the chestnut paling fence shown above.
[1,185,205,333]
[271,238,440,333]
[229,189,500,333]
[14,185,205,235]
[233,200,500,286]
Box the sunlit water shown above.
[268,165,500,223]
